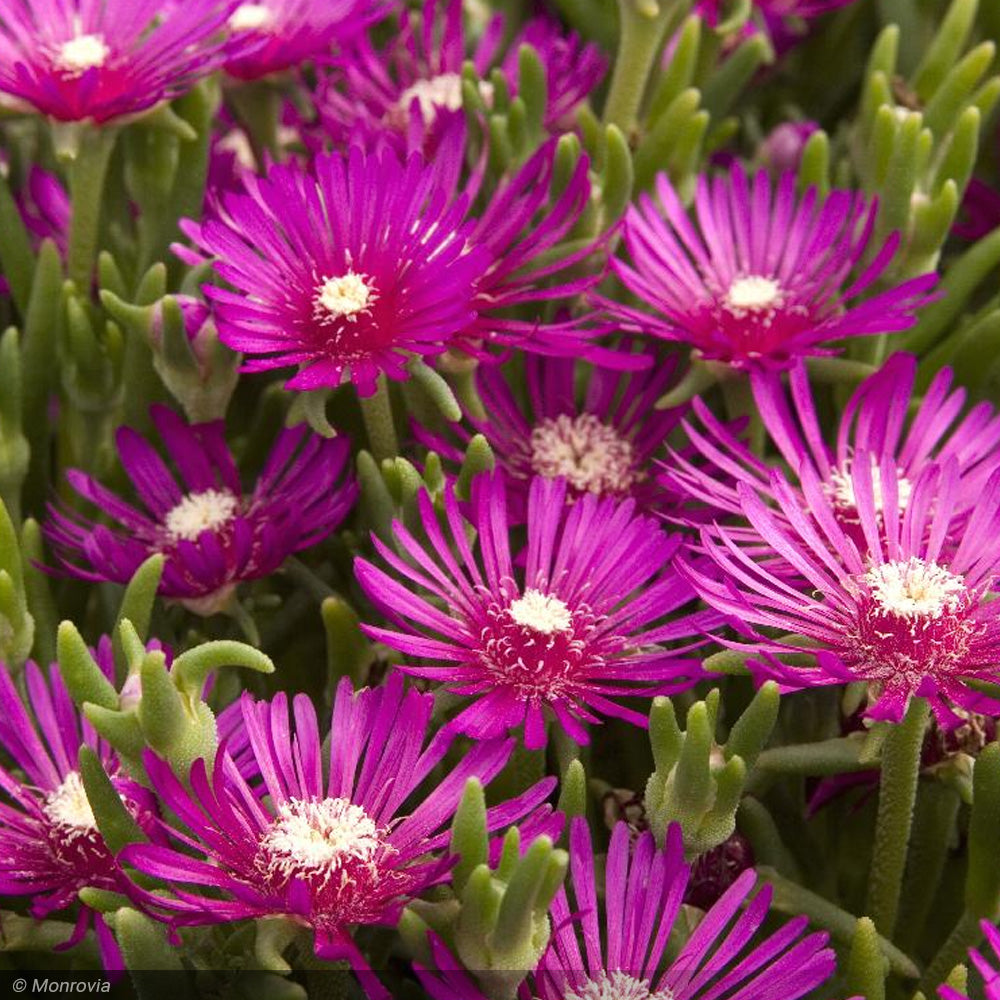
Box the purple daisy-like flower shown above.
[939,921,1000,1000]
[0,640,161,969]
[221,0,384,81]
[413,352,686,520]
[0,0,238,123]
[180,143,488,394]
[181,136,605,394]
[602,165,936,370]
[355,473,709,749]
[44,405,356,612]
[665,353,1000,532]
[317,0,605,147]
[123,674,552,994]
[417,818,836,1000]
[682,453,1000,728]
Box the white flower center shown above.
[163,489,239,542]
[828,459,913,514]
[723,275,783,312]
[43,772,97,833]
[314,272,376,321]
[530,414,638,496]
[564,971,675,1000]
[228,3,276,31]
[509,589,573,634]
[259,797,384,879]
[865,558,967,620]
[54,34,110,74]
[395,74,494,125]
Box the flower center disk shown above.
[478,588,606,702]
[392,74,495,126]
[228,3,276,31]
[43,772,97,835]
[826,458,913,518]
[723,275,783,313]
[529,414,638,497]
[258,797,385,883]
[54,34,110,74]
[847,557,983,684]
[163,490,239,542]
[563,971,676,1000]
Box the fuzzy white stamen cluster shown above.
[228,3,276,31]
[865,558,967,619]
[827,459,913,513]
[314,272,377,321]
[163,490,239,542]
[394,74,495,126]
[54,34,110,74]
[723,275,783,313]
[43,772,97,835]
[259,797,384,880]
[563,971,676,1000]
[530,414,638,496]
[509,589,573,634]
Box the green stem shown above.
[865,696,930,938]
[359,376,399,462]
[602,0,687,132]
[895,782,961,955]
[67,128,118,293]
[920,909,982,995]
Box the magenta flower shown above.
[602,166,936,370]
[0,166,69,299]
[417,819,836,1000]
[757,122,820,174]
[413,352,687,520]
[0,640,161,969]
[682,455,1000,728]
[954,178,1000,240]
[221,0,384,81]
[939,921,1000,1000]
[355,473,709,749]
[17,166,70,252]
[317,0,605,146]
[0,0,238,123]
[122,674,552,993]
[181,143,487,395]
[181,137,605,394]
[665,353,1000,531]
[45,405,356,612]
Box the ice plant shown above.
[665,353,1000,531]
[682,455,1000,728]
[44,405,357,612]
[603,165,936,370]
[413,352,687,519]
[317,0,606,147]
[0,0,238,123]
[179,142,489,395]
[355,473,709,748]
[939,921,1000,1000]
[416,818,836,1000]
[221,0,383,80]
[0,641,160,969]
[122,674,551,993]
[182,135,606,395]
